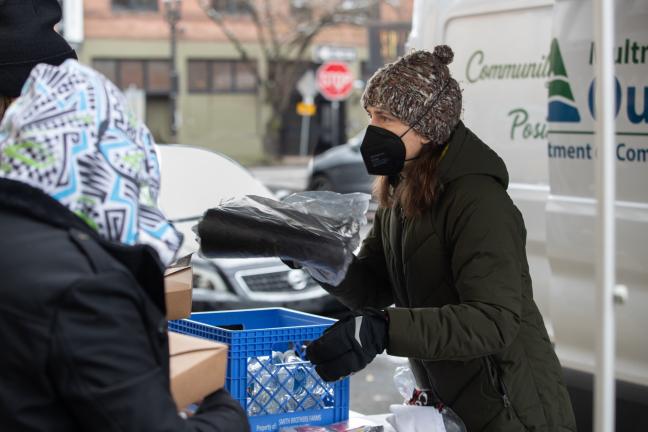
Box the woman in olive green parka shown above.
[305,46,577,432]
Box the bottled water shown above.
[247,356,277,415]
[393,366,417,401]
[283,349,302,363]
[245,349,337,415]
[271,351,284,365]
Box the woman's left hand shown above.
[306,308,389,382]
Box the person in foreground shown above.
[0,59,250,432]
[304,46,577,431]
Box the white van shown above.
[408,0,647,429]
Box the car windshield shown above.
[156,145,273,222]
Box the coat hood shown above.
[0,60,182,265]
[438,121,509,189]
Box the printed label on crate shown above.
[254,414,324,432]
[278,414,324,427]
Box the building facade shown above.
[75,0,412,164]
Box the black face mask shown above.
[360,125,412,176]
[360,80,451,176]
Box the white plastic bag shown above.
[390,366,467,432]
[386,404,447,432]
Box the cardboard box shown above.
[164,254,193,320]
[169,332,228,409]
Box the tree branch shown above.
[262,0,282,59]
[199,0,265,88]
[243,0,273,67]
[199,0,385,156]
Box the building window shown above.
[120,61,145,88]
[188,60,257,93]
[188,61,209,92]
[92,59,171,95]
[112,0,158,10]
[147,60,173,93]
[210,0,250,15]
[368,23,411,71]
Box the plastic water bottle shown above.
[393,366,417,401]
[283,349,302,363]
[247,358,263,400]
[247,398,261,416]
[292,366,307,394]
[279,392,298,412]
[271,351,284,365]
[247,356,277,415]
[265,398,281,414]
[272,363,294,413]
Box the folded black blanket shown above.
[196,195,359,284]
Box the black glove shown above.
[306,308,389,382]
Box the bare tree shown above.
[198,0,380,157]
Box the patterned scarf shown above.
[0,60,182,265]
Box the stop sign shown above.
[316,61,354,101]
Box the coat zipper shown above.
[397,207,447,409]
[485,356,513,420]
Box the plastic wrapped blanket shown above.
[196,192,370,286]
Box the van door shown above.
[547,0,648,389]
[410,0,556,330]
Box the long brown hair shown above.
[0,96,14,121]
[374,142,446,218]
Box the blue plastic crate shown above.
[169,308,350,432]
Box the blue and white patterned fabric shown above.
[0,60,182,265]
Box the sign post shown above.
[316,61,354,147]
[296,71,318,156]
[593,0,616,431]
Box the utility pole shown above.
[163,0,181,143]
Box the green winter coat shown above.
[325,122,576,431]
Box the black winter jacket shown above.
[325,123,575,431]
[0,178,250,432]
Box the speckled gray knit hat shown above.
[362,45,462,144]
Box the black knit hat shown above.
[0,0,77,97]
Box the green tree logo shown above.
[548,38,581,122]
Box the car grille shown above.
[241,270,319,293]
